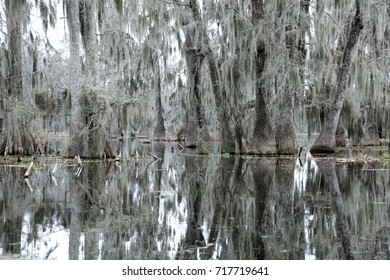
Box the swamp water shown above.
[0,141,389,260]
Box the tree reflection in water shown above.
[0,145,389,259]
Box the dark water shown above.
[0,142,389,260]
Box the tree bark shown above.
[272,1,298,155]
[5,0,23,100]
[0,0,40,156]
[361,104,380,146]
[203,17,238,153]
[275,2,305,155]
[67,0,113,158]
[67,0,84,156]
[248,0,277,155]
[153,66,166,140]
[275,24,297,154]
[335,120,348,147]
[207,52,237,153]
[180,0,210,148]
[311,1,363,153]
[81,0,99,85]
[276,90,297,154]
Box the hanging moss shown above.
[113,0,123,15]
[39,0,49,32]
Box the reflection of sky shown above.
[11,148,189,260]
[21,211,69,260]
[7,151,320,260]
[4,146,387,260]
[159,198,187,260]
[304,209,316,260]
[17,186,188,260]
[158,152,188,260]
[294,150,318,260]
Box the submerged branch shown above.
[24,178,33,192]
[75,155,83,166]
[147,151,159,160]
[24,161,34,178]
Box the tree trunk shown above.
[153,67,166,140]
[228,7,245,154]
[0,0,40,156]
[66,0,84,156]
[5,0,23,100]
[67,0,113,158]
[81,0,99,85]
[311,1,363,153]
[203,20,237,153]
[180,0,210,149]
[276,90,297,154]
[248,0,277,155]
[275,24,297,154]
[361,104,380,146]
[335,120,348,147]
[207,53,236,153]
[275,4,301,155]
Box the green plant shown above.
[221,152,230,159]
[380,153,390,163]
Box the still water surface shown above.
[0,142,389,260]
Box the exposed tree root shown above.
[0,110,41,156]
[67,124,114,159]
